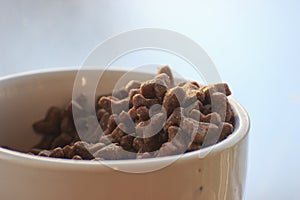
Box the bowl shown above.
[0,68,249,200]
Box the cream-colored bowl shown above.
[0,68,249,200]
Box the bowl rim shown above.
[0,68,250,171]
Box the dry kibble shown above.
[162,86,186,116]
[136,106,150,121]
[142,134,161,152]
[60,116,75,133]
[132,94,160,108]
[128,107,139,121]
[106,114,118,132]
[99,135,113,145]
[187,143,201,152]
[110,127,126,143]
[99,112,110,131]
[96,108,106,121]
[118,111,136,133]
[72,155,83,160]
[137,152,152,159]
[210,92,233,122]
[29,148,43,155]
[88,143,106,154]
[73,141,94,160]
[34,135,56,150]
[49,147,65,158]
[202,104,212,115]
[63,145,75,158]
[50,133,73,149]
[167,126,179,141]
[157,142,180,157]
[201,83,231,104]
[38,150,51,157]
[112,89,128,100]
[98,96,130,114]
[157,65,174,87]
[132,137,144,152]
[219,122,234,140]
[93,144,134,160]
[140,81,156,99]
[182,82,205,106]
[183,100,204,117]
[28,65,235,160]
[120,135,134,151]
[125,80,141,93]
[136,112,166,138]
[201,112,222,125]
[189,110,222,125]
[163,107,182,132]
[128,88,140,101]
[33,107,62,135]
[181,118,219,145]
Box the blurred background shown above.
[0,0,299,199]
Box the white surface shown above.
[0,1,299,199]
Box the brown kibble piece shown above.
[157,65,174,87]
[99,112,110,131]
[96,108,106,121]
[162,86,186,116]
[137,152,152,159]
[113,89,128,100]
[201,83,231,104]
[181,118,219,145]
[140,81,156,99]
[128,107,139,121]
[132,94,160,108]
[73,141,94,160]
[142,134,161,152]
[60,116,75,134]
[63,145,75,158]
[34,135,56,150]
[157,142,181,157]
[88,143,106,154]
[136,112,166,138]
[33,107,62,135]
[49,147,65,158]
[72,155,83,160]
[187,143,201,152]
[93,144,134,160]
[107,114,118,132]
[99,135,113,145]
[125,80,141,93]
[189,110,222,125]
[110,127,126,143]
[211,92,233,122]
[38,150,51,157]
[219,122,234,140]
[50,133,73,149]
[128,88,140,102]
[132,137,144,152]
[136,106,150,121]
[163,107,182,132]
[118,111,136,134]
[182,82,205,105]
[120,135,134,151]
[98,96,130,114]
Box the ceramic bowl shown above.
[0,68,249,200]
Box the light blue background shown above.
[0,1,299,199]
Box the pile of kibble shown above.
[30,66,234,160]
